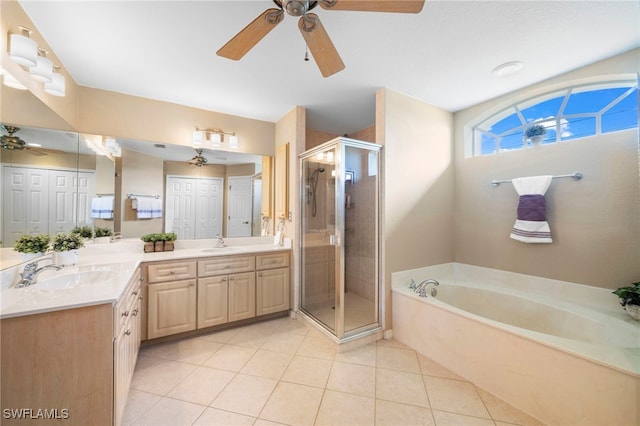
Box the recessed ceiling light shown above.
[492,61,524,77]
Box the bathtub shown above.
[391,263,639,426]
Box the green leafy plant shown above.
[160,232,177,241]
[71,225,93,239]
[14,234,51,254]
[525,123,547,138]
[94,226,114,238]
[613,281,640,307]
[51,233,84,252]
[141,233,159,243]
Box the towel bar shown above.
[126,193,160,199]
[491,172,583,187]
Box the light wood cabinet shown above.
[197,276,228,328]
[256,267,290,316]
[228,272,256,322]
[147,278,197,339]
[261,156,273,219]
[148,260,197,283]
[275,143,289,220]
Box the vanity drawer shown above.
[147,261,197,283]
[256,252,290,270]
[114,269,141,335]
[198,256,255,277]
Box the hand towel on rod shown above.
[151,198,163,218]
[510,175,553,243]
[136,197,153,219]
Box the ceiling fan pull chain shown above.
[304,45,309,61]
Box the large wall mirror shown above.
[1,124,272,247]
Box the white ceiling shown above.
[17,0,640,135]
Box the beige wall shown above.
[453,49,640,288]
[378,88,455,327]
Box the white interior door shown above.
[75,171,95,227]
[49,170,77,235]
[227,176,253,237]
[195,178,223,239]
[2,166,49,245]
[166,176,223,240]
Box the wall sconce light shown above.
[193,127,239,148]
[44,66,65,96]
[9,26,37,67]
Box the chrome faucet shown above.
[215,234,225,248]
[415,279,439,297]
[15,257,62,288]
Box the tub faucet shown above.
[15,257,62,288]
[415,279,439,297]
[215,234,225,248]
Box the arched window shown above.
[473,81,638,156]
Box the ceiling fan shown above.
[188,148,210,167]
[1,125,48,156]
[217,0,425,77]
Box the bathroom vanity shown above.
[0,239,291,426]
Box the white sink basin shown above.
[202,247,239,253]
[32,270,118,290]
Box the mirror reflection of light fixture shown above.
[29,48,53,83]
[1,70,28,90]
[9,26,37,67]
[192,127,239,148]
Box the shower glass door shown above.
[300,138,381,340]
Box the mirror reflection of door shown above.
[227,176,252,237]
[165,176,223,239]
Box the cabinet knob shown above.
[125,330,131,336]
[272,259,277,263]
[189,281,195,286]
[132,290,139,296]
[170,270,176,275]
[258,273,263,277]
[121,311,129,317]
[132,308,139,317]
[230,276,235,281]
[222,277,227,282]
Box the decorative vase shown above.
[20,252,43,262]
[143,242,155,253]
[624,304,640,321]
[154,241,164,252]
[55,250,78,267]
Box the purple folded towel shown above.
[517,194,547,221]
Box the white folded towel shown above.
[91,196,114,219]
[135,197,153,219]
[510,175,553,243]
[151,198,163,218]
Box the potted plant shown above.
[141,233,159,253]
[94,226,114,243]
[51,232,85,266]
[14,234,51,261]
[613,281,640,321]
[524,123,547,146]
[161,232,177,251]
[71,225,94,240]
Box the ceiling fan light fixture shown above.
[44,71,65,96]
[9,28,38,67]
[29,50,53,83]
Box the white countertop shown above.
[0,237,291,319]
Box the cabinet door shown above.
[147,279,197,339]
[114,318,135,426]
[274,143,289,220]
[228,272,256,322]
[198,276,228,328]
[256,268,290,316]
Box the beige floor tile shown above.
[327,361,376,397]
[296,335,337,361]
[281,355,333,388]
[476,387,545,426]
[376,338,413,350]
[192,407,255,426]
[227,326,272,348]
[334,342,377,366]
[133,353,169,371]
[253,419,288,426]
[376,368,430,408]
[199,327,242,344]
[259,381,324,426]
[375,399,436,426]
[418,354,463,380]
[377,345,421,373]
[121,390,161,426]
[432,410,496,426]
[131,396,205,426]
[130,359,197,395]
[141,337,223,365]
[240,349,293,380]
[270,317,310,336]
[202,344,256,372]
[166,366,236,406]
[210,373,277,417]
[260,331,306,354]
[424,376,490,419]
[315,390,375,426]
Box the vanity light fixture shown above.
[29,48,53,83]
[9,26,37,67]
[44,66,65,96]
[193,127,239,148]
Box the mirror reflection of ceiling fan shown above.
[217,0,425,77]
[188,148,226,167]
[1,125,50,156]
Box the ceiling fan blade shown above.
[298,14,345,78]
[217,8,284,60]
[319,0,424,13]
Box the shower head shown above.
[318,167,325,173]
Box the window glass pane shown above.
[487,110,521,135]
[602,88,638,133]
[560,116,596,140]
[521,95,564,123]
[564,87,629,115]
[499,130,524,151]
[480,133,497,155]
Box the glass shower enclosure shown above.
[299,137,382,341]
